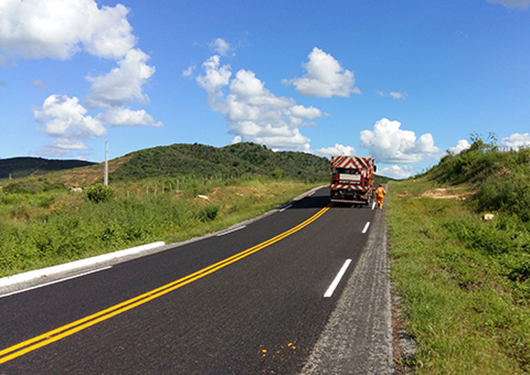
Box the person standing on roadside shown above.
[375,184,386,209]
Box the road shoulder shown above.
[301,207,394,375]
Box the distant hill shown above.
[0,157,95,180]
[0,143,395,186]
[109,142,331,182]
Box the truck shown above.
[329,155,377,205]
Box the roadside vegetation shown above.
[388,135,530,374]
[0,175,322,278]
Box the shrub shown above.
[198,204,220,222]
[3,178,65,195]
[85,184,115,203]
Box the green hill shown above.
[0,157,95,180]
[109,142,331,182]
[387,137,530,374]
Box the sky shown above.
[1,0,530,179]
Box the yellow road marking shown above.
[0,203,331,364]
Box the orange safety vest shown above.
[375,187,386,198]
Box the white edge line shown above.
[0,241,165,288]
[362,221,371,234]
[280,204,292,212]
[216,225,246,236]
[324,259,352,298]
[0,266,112,299]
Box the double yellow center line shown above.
[0,203,331,365]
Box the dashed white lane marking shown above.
[362,221,371,234]
[216,225,246,236]
[280,204,292,212]
[324,259,352,298]
[0,266,112,299]
[372,202,376,210]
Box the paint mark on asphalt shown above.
[324,259,352,298]
[280,204,292,212]
[362,222,371,234]
[216,225,246,236]
[0,204,332,365]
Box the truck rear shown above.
[329,155,376,205]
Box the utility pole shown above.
[104,141,108,186]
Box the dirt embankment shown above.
[55,156,132,187]
[399,186,476,201]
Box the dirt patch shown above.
[421,187,475,201]
[398,190,412,199]
[58,156,132,187]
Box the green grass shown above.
[0,177,321,277]
[388,179,530,374]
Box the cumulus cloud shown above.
[284,47,360,98]
[377,165,415,180]
[0,0,135,62]
[359,118,443,163]
[196,55,232,109]
[500,133,530,149]
[196,54,329,151]
[209,38,232,56]
[313,144,356,158]
[0,0,161,156]
[97,108,163,127]
[84,49,155,109]
[33,94,106,156]
[37,139,90,157]
[34,95,106,138]
[487,0,530,9]
[449,139,471,154]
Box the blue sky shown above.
[1,0,529,178]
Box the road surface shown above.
[0,187,392,374]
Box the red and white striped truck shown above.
[329,155,377,205]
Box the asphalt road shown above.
[0,187,392,374]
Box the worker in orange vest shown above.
[375,184,386,209]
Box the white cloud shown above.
[37,138,90,157]
[1,0,161,157]
[34,95,106,138]
[0,0,135,61]
[377,165,415,180]
[196,55,232,109]
[449,139,471,154]
[84,49,155,109]
[487,0,530,9]
[182,66,195,78]
[359,118,443,163]
[97,108,163,127]
[500,133,530,149]
[196,55,328,151]
[389,92,408,100]
[376,90,408,99]
[209,38,231,56]
[33,94,106,156]
[284,47,360,98]
[313,144,356,158]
